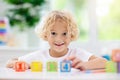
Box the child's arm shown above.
[66,55,107,71]
[84,55,107,70]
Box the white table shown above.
[0,68,120,80]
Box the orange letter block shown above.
[15,61,26,72]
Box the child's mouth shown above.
[55,42,64,47]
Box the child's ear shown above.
[44,36,48,41]
[70,35,74,41]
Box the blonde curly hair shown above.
[35,10,79,41]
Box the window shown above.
[97,0,120,40]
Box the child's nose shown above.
[55,35,64,42]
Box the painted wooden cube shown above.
[105,61,117,73]
[102,54,111,61]
[60,61,71,72]
[47,61,57,72]
[117,62,120,73]
[15,61,26,72]
[112,49,120,62]
[31,61,43,72]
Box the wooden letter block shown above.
[60,61,71,72]
[112,49,120,62]
[47,61,57,72]
[105,61,117,73]
[31,61,43,72]
[117,62,120,73]
[15,61,26,72]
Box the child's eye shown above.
[63,32,67,36]
[51,32,56,35]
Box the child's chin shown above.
[55,50,64,53]
[54,49,65,53]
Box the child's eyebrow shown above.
[50,31,68,32]
[50,30,56,32]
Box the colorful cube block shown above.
[105,61,117,73]
[117,62,120,73]
[15,61,26,72]
[102,54,111,61]
[0,18,8,45]
[30,61,43,72]
[47,61,57,72]
[112,49,120,62]
[60,61,71,72]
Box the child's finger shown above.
[74,63,85,71]
[13,61,17,70]
[25,63,30,69]
[72,58,81,67]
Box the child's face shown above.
[46,20,71,54]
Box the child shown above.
[6,10,107,71]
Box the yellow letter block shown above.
[31,61,43,72]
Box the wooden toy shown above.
[111,49,120,73]
[0,19,6,45]
[30,61,43,72]
[102,54,111,61]
[117,62,120,73]
[60,61,71,72]
[105,61,117,73]
[112,49,120,62]
[0,18,9,45]
[14,61,26,72]
[47,61,57,72]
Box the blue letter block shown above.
[60,61,71,72]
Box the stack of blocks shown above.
[112,49,120,73]
[105,49,120,73]
[14,60,71,72]
[0,19,7,45]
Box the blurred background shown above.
[0,0,120,67]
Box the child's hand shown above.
[6,58,18,68]
[65,56,85,71]
[13,61,30,70]
[6,58,30,70]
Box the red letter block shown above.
[15,61,27,72]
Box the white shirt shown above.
[19,48,93,69]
